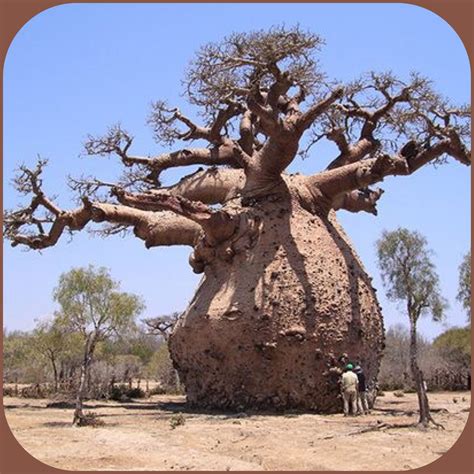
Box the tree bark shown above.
[50,354,58,393]
[409,316,442,428]
[73,336,97,426]
[169,187,385,412]
[73,362,88,425]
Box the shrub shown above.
[19,383,53,399]
[3,386,15,397]
[169,413,185,429]
[148,385,167,396]
[109,384,145,401]
[46,400,76,409]
[76,411,105,427]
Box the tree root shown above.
[420,415,445,430]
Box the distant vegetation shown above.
[3,267,181,416]
[379,324,471,392]
[3,320,180,397]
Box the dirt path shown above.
[3,391,470,471]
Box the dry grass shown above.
[3,391,470,471]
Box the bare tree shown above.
[4,26,470,412]
[144,313,181,391]
[144,313,180,342]
[376,228,446,428]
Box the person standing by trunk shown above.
[341,364,358,416]
[354,363,370,415]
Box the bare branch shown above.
[185,25,325,115]
[84,125,243,187]
[4,161,201,250]
[112,188,237,244]
[294,86,344,132]
[307,136,470,214]
[144,313,180,341]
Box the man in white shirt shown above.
[341,363,359,416]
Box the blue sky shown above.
[3,3,471,340]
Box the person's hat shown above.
[346,363,354,370]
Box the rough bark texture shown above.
[169,180,384,412]
[409,320,443,428]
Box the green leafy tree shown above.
[457,251,471,320]
[433,326,471,370]
[54,265,144,425]
[376,228,447,428]
[31,318,70,391]
[3,329,33,387]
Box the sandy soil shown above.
[2,391,471,471]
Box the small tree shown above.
[457,251,471,321]
[144,312,180,342]
[376,228,446,428]
[145,313,181,392]
[31,318,69,392]
[54,265,144,425]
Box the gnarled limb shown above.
[164,167,245,204]
[4,160,201,250]
[5,199,200,250]
[293,87,344,132]
[148,100,242,145]
[333,188,384,215]
[112,188,237,244]
[306,136,470,215]
[84,126,243,186]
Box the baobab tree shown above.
[4,26,470,412]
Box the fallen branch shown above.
[321,421,420,440]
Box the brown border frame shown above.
[0,1,472,473]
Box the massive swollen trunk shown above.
[169,184,384,413]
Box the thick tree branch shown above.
[4,160,201,250]
[84,127,243,186]
[326,138,377,170]
[333,188,384,215]
[163,167,245,204]
[306,138,470,214]
[238,109,256,155]
[294,87,344,132]
[112,188,237,244]
[5,199,200,250]
[247,94,279,135]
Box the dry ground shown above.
[2,391,471,471]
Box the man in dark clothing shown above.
[354,364,370,415]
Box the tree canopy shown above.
[433,326,471,358]
[456,251,471,320]
[376,228,447,323]
[3,26,470,267]
[54,265,145,340]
